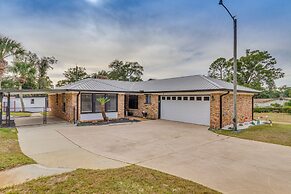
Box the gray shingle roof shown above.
[56,75,259,93]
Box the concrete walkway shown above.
[0,164,71,188]
[15,120,291,194]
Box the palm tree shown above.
[0,36,25,89]
[96,97,110,121]
[37,56,57,89]
[10,59,36,112]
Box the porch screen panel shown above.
[81,94,92,113]
[105,94,117,112]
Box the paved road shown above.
[17,120,291,194]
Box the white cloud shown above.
[0,1,290,87]
[83,0,105,5]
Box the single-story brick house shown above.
[48,75,259,129]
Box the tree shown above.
[108,60,143,81]
[96,97,110,121]
[91,70,109,79]
[56,65,88,87]
[256,89,280,99]
[37,56,57,89]
[280,86,291,98]
[23,52,56,89]
[0,36,25,89]
[208,58,231,81]
[10,55,37,111]
[1,76,18,89]
[208,50,285,90]
[238,50,284,90]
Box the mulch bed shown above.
[77,118,141,126]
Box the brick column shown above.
[118,94,125,118]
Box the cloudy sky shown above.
[0,0,290,86]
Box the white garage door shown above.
[160,96,210,126]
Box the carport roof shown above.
[56,75,260,93]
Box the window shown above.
[105,94,117,112]
[81,94,93,113]
[166,96,171,100]
[183,97,188,100]
[196,96,202,101]
[145,94,151,104]
[95,94,104,112]
[31,99,35,104]
[172,96,177,100]
[129,95,138,109]
[204,96,210,101]
[177,97,182,100]
[162,97,166,100]
[190,97,195,101]
[62,94,66,112]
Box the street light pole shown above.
[219,0,238,130]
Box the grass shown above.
[0,165,220,194]
[254,112,291,124]
[0,128,35,171]
[214,123,291,147]
[3,112,32,117]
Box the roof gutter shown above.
[220,91,230,129]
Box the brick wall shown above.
[48,92,78,122]
[210,93,254,129]
[117,94,125,118]
[127,94,159,119]
[210,93,221,129]
[49,92,125,122]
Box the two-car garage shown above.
[160,95,210,126]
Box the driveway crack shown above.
[54,129,131,165]
[135,136,231,165]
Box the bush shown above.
[254,107,291,113]
[284,100,291,107]
[271,103,283,108]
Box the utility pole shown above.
[219,0,238,130]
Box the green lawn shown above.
[254,112,291,124]
[3,112,32,117]
[1,165,219,194]
[0,128,35,171]
[214,124,291,147]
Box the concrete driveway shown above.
[18,120,291,194]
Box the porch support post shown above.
[76,92,81,123]
[7,92,11,127]
[43,96,48,124]
[0,92,3,126]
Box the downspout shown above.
[158,95,161,119]
[76,91,81,124]
[220,91,230,129]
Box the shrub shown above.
[271,103,282,108]
[254,107,291,113]
[284,100,291,107]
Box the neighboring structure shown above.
[254,98,289,108]
[2,96,46,112]
[48,75,259,129]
